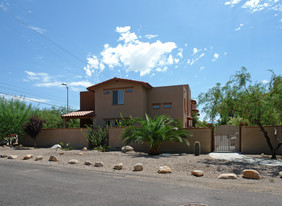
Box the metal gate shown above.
[214,125,239,152]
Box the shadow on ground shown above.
[199,158,282,177]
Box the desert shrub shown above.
[82,123,109,151]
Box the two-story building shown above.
[62,77,199,128]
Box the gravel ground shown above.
[1,146,281,181]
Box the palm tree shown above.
[121,114,191,155]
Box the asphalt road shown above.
[0,160,281,206]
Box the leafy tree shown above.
[0,97,37,141]
[39,107,80,128]
[121,114,191,155]
[22,116,45,148]
[198,83,223,123]
[198,67,282,159]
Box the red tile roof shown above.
[87,77,152,91]
[61,110,95,118]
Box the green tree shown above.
[198,67,282,159]
[198,83,223,123]
[0,97,37,140]
[121,114,191,155]
[22,116,45,148]
[39,107,80,128]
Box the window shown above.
[113,90,124,105]
[105,120,111,126]
[164,104,172,109]
[126,89,133,93]
[153,105,160,109]
[104,91,110,94]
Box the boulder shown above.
[121,146,134,153]
[81,147,87,151]
[242,169,260,179]
[2,145,6,148]
[279,171,282,178]
[0,154,8,158]
[133,163,143,171]
[158,166,172,174]
[60,152,64,155]
[7,155,18,159]
[113,163,123,170]
[35,155,43,161]
[218,173,237,179]
[191,170,204,177]
[68,159,79,164]
[78,152,84,155]
[49,155,58,162]
[85,161,93,166]
[23,154,33,160]
[51,144,61,149]
[95,162,104,167]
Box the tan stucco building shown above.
[62,77,199,128]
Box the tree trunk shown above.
[148,146,159,155]
[33,138,37,149]
[257,122,276,159]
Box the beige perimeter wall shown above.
[241,126,282,155]
[21,128,88,148]
[109,127,212,154]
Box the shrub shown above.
[82,123,109,151]
[22,116,45,148]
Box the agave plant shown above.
[121,114,191,155]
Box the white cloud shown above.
[83,55,100,77]
[224,52,228,55]
[225,0,242,7]
[192,48,199,55]
[226,0,282,13]
[262,79,269,84]
[25,71,50,82]
[212,53,219,61]
[35,82,62,87]
[214,53,219,59]
[82,26,179,77]
[177,48,183,58]
[28,26,46,34]
[235,23,244,31]
[200,66,205,71]
[25,71,92,91]
[145,34,158,39]
[187,52,205,66]
[116,26,131,33]
[0,2,9,11]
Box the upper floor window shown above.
[113,90,124,105]
[126,89,133,93]
[104,91,110,94]
[164,104,172,109]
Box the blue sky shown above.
[0,0,281,116]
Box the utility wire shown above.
[0,81,66,103]
[0,91,64,108]
[0,6,112,79]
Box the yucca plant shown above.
[121,114,191,155]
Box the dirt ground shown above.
[1,146,282,195]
